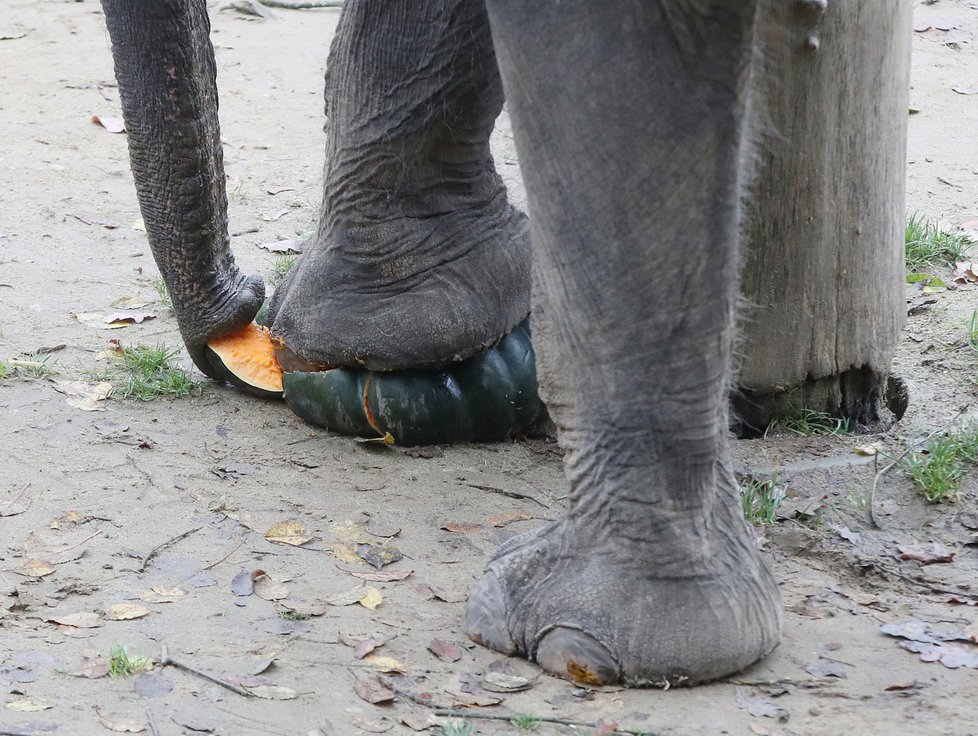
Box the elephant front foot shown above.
[267,196,531,373]
[465,519,782,687]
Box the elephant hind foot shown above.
[465,519,782,687]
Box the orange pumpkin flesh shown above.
[206,323,284,396]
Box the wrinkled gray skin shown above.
[101,0,782,685]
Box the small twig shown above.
[145,707,161,736]
[432,709,656,735]
[160,644,252,697]
[52,528,103,555]
[202,538,247,571]
[463,483,550,508]
[868,408,968,529]
[727,676,837,688]
[871,561,975,598]
[257,0,343,7]
[377,674,453,710]
[139,526,202,572]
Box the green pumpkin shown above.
[283,320,543,446]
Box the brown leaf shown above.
[92,114,126,133]
[896,541,955,565]
[47,612,102,629]
[354,639,380,659]
[353,679,395,705]
[953,261,978,285]
[428,639,462,663]
[95,706,145,733]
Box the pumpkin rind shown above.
[283,320,543,446]
[206,323,284,398]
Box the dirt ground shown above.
[1,1,978,735]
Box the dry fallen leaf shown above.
[735,688,788,719]
[73,655,110,679]
[139,586,186,604]
[359,587,383,611]
[254,576,289,601]
[16,558,56,578]
[245,684,299,700]
[363,655,406,674]
[71,311,127,330]
[953,261,978,284]
[92,114,126,133]
[103,311,156,326]
[257,238,302,254]
[107,603,150,621]
[356,543,402,569]
[48,612,103,629]
[951,84,978,95]
[52,380,113,411]
[327,584,367,607]
[349,714,395,733]
[481,671,533,692]
[896,541,955,565]
[6,698,52,712]
[347,569,413,583]
[264,520,312,547]
[353,679,395,705]
[428,639,462,663]
[95,706,146,733]
[231,569,265,597]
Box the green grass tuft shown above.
[95,345,199,400]
[905,212,971,271]
[510,713,539,730]
[154,277,173,312]
[740,475,786,525]
[768,407,850,437]
[108,645,152,678]
[436,722,476,736]
[904,423,978,503]
[268,254,298,287]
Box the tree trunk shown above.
[733,0,912,435]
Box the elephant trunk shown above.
[101,0,263,377]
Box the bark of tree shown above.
[733,0,912,434]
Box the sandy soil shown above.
[1,1,978,734]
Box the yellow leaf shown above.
[7,698,52,712]
[358,586,383,611]
[264,520,312,547]
[854,444,879,456]
[331,544,363,565]
[364,655,405,673]
[16,559,56,577]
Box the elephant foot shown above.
[465,517,782,687]
[267,194,531,372]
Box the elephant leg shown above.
[465,2,782,685]
[102,0,265,377]
[268,0,530,371]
